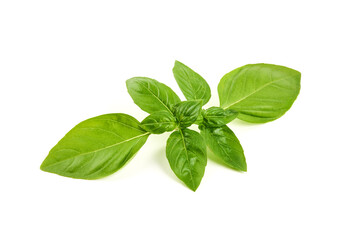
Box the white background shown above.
[1,0,359,239]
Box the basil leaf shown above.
[200,125,246,171]
[126,77,181,114]
[40,114,150,179]
[194,113,203,125]
[173,60,211,105]
[218,64,301,123]
[173,100,202,128]
[202,107,238,127]
[140,110,177,134]
[166,128,207,191]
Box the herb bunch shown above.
[40,61,301,191]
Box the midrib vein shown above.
[144,83,172,113]
[223,79,282,109]
[50,132,150,165]
[141,121,175,126]
[179,129,195,187]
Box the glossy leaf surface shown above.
[218,64,301,123]
[202,107,238,127]
[40,114,150,179]
[173,60,211,105]
[126,77,181,114]
[200,125,246,171]
[173,100,202,128]
[140,110,177,134]
[166,128,207,191]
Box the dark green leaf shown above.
[140,110,177,134]
[166,128,207,191]
[173,60,211,105]
[126,77,181,114]
[218,63,301,123]
[200,125,246,171]
[202,107,238,127]
[173,100,202,128]
[40,114,150,179]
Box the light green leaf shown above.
[166,128,207,191]
[126,77,181,114]
[140,110,177,134]
[218,63,301,123]
[173,60,211,105]
[40,114,150,179]
[202,107,238,127]
[200,125,246,171]
[173,100,202,128]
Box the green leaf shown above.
[173,100,202,128]
[202,107,238,127]
[40,114,150,179]
[200,125,246,171]
[166,128,207,191]
[140,110,177,134]
[218,63,301,123]
[194,113,204,125]
[126,77,181,114]
[173,60,211,105]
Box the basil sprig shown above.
[41,61,300,191]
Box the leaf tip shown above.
[39,163,45,171]
[185,178,202,192]
[173,60,183,72]
[40,160,49,172]
[125,77,133,89]
[174,60,182,65]
[193,99,203,106]
[234,162,247,172]
[188,183,199,192]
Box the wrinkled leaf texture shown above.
[140,110,177,134]
[173,100,202,128]
[202,107,238,127]
[127,77,181,114]
[166,128,207,191]
[200,125,246,171]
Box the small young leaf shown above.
[173,60,211,105]
[140,111,177,134]
[200,125,246,171]
[218,64,301,123]
[40,114,150,179]
[202,107,238,127]
[166,128,207,191]
[173,100,202,128]
[194,113,204,125]
[126,77,181,114]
